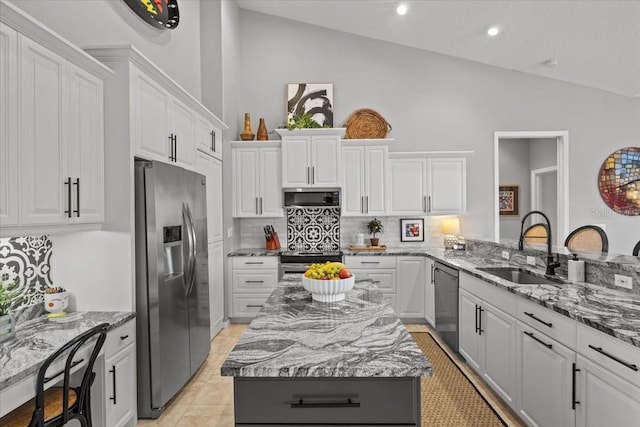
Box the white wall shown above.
[499,139,530,240]
[237,10,640,254]
[8,0,203,99]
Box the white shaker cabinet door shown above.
[196,114,222,160]
[396,257,425,318]
[310,135,341,187]
[259,147,283,217]
[427,158,466,215]
[19,36,68,225]
[209,241,224,338]
[387,157,428,215]
[0,23,18,226]
[171,96,196,168]
[341,146,365,216]
[458,288,483,373]
[105,345,136,427]
[364,145,387,216]
[67,64,104,224]
[232,147,260,217]
[132,67,172,162]
[196,151,223,242]
[424,258,435,327]
[282,136,310,187]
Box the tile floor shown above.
[136,323,522,427]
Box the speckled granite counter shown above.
[228,247,640,349]
[221,275,432,378]
[0,311,135,390]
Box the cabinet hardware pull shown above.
[478,306,484,335]
[572,363,580,409]
[524,312,553,328]
[255,197,259,215]
[365,195,369,214]
[210,130,215,151]
[259,197,263,215]
[428,196,432,213]
[246,304,263,308]
[120,335,129,340]
[168,134,174,161]
[312,166,315,184]
[360,261,380,264]
[44,358,84,384]
[245,261,264,265]
[361,196,364,213]
[423,196,427,213]
[291,398,360,408]
[475,305,480,334]
[174,134,178,161]
[109,365,117,404]
[524,331,552,349]
[73,178,80,217]
[307,166,310,184]
[245,280,264,283]
[588,345,638,371]
[430,264,435,284]
[64,177,72,218]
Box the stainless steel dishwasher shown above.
[434,261,460,352]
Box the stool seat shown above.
[1,388,77,426]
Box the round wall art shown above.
[123,0,180,30]
[598,146,640,216]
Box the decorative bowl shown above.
[302,276,355,302]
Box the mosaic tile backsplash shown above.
[0,235,52,320]
[287,207,340,252]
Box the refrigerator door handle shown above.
[185,203,198,295]
[182,203,193,296]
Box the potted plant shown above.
[366,218,384,246]
[0,281,17,343]
[285,113,329,130]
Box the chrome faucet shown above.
[518,210,561,276]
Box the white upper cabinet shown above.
[132,68,171,162]
[0,15,110,232]
[388,154,466,216]
[427,158,466,215]
[0,23,18,226]
[170,96,196,168]
[277,128,344,188]
[196,151,223,243]
[341,140,389,217]
[196,114,222,160]
[232,142,283,218]
[387,157,428,216]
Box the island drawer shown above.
[232,295,268,317]
[232,256,278,269]
[234,377,420,425]
[345,256,396,269]
[105,319,136,356]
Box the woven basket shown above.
[343,108,391,139]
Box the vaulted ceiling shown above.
[236,0,640,97]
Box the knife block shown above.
[266,232,281,250]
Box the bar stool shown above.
[633,240,640,256]
[0,323,108,427]
[564,225,609,253]
[523,223,549,245]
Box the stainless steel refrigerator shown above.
[134,160,210,419]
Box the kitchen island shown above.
[221,275,432,426]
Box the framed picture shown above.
[499,185,520,216]
[400,218,424,242]
[287,83,334,127]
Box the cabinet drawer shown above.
[231,256,278,269]
[232,295,269,318]
[350,269,396,292]
[233,271,278,292]
[235,377,419,425]
[105,319,136,357]
[460,272,516,317]
[577,323,640,383]
[517,297,576,348]
[345,256,396,269]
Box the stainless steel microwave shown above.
[283,188,340,208]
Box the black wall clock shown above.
[123,0,180,30]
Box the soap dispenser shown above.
[568,254,585,282]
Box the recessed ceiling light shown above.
[487,25,502,37]
[396,4,408,15]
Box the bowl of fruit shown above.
[302,262,354,302]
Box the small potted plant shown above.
[366,218,384,246]
[0,281,17,342]
[44,286,69,318]
[285,113,329,130]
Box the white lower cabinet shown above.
[229,256,279,319]
[396,257,425,319]
[459,274,518,408]
[516,321,576,427]
[101,320,136,427]
[424,258,435,327]
[209,241,224,338]
[345,256,397,313]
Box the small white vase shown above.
[44,291,69,315]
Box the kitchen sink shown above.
[477,267,564,285]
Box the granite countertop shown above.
[0,311,136,389]
[228,247,640,349]
[221,276,432,378]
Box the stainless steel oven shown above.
[279,252,344,279]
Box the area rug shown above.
[411,332,506,427]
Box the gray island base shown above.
[221,275,432,426]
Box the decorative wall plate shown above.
[598,146,640,216]
[123,0,180,29]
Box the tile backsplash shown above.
[287,207,340,252]
[0,235,52,322]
